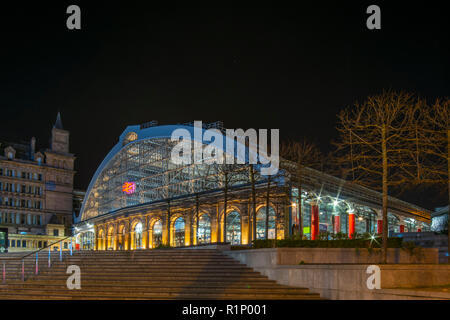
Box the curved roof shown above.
[78,124,267,222]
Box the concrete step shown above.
[0,249,321,300]
[0,284,311,294]
[0,291,322,300]
[3,279,282,287]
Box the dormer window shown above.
[34,152,44,165]
[4,146,16,160]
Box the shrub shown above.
[252,237,403,249]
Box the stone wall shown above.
[225,248,448,299]
[256,264,450,300]
[227,247,439,266]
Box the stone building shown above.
[74,122,432,251]
[0,113,75,252]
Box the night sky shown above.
[0,2,448,208]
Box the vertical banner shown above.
[59,242,62,261]
[48,248,51,268]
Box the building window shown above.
[256,207,276,240]
[7,152,13,160]
[53,229,59,237]
[152,220,163,248]
[11,240,15,247]
[64,242,68,249]
[133,222,143,249]
[22,240,26,248]
[226,211,241,245]
[198,214,211,244]
[38,241,42,248]
[174,217,185,247]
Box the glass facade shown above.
[290,187,429,238]
[152,220,163,247]
[256,206,276,239]
[80,231,95,250]
[198,214,211,244]
[226,211,241,245]
[82,137,250,221]
[0,228,7,253]
[134,222,143,249]
[174,217,185,247]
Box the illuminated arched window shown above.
[174,217,185,247]
[134,222,143,249]
[198,214,211,244]
[256,206,276,239]
[107,227,114,250]
[226,211,241,245]
[117,225,125,250]
[152,220,163,248]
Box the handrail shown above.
[0,235,74,261]
[0,234,76,283]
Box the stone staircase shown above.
[0,249,321,300]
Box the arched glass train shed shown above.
[75,122,432,250]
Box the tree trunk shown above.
[249,165,257,242]
[223,172,228,243]
[196,194,199,245]
[382,125,388,264]
[167,200,171,247]
[265,176,271,239]
[447,129,450,257]
[297,166,303,238]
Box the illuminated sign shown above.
[122,182,136,195]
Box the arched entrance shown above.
[117,225,125,250]
[98,229,105,250]
[197,214,211,244]
[226,211,241,245]
[152,219,163,248]
[256,206,276,239]
[107,226,115,250]
[133,222,143,249]
[80,231,95,250]
[174,217,185,247]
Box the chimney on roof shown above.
[30,137,36,160]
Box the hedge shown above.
[252,237,403,249]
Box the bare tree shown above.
[419,98,450,251]
[280,139,322,238]
[332,91,421,263]
[215,163,246,243]
[249,164,258,241]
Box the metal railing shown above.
[0,235,75,283]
